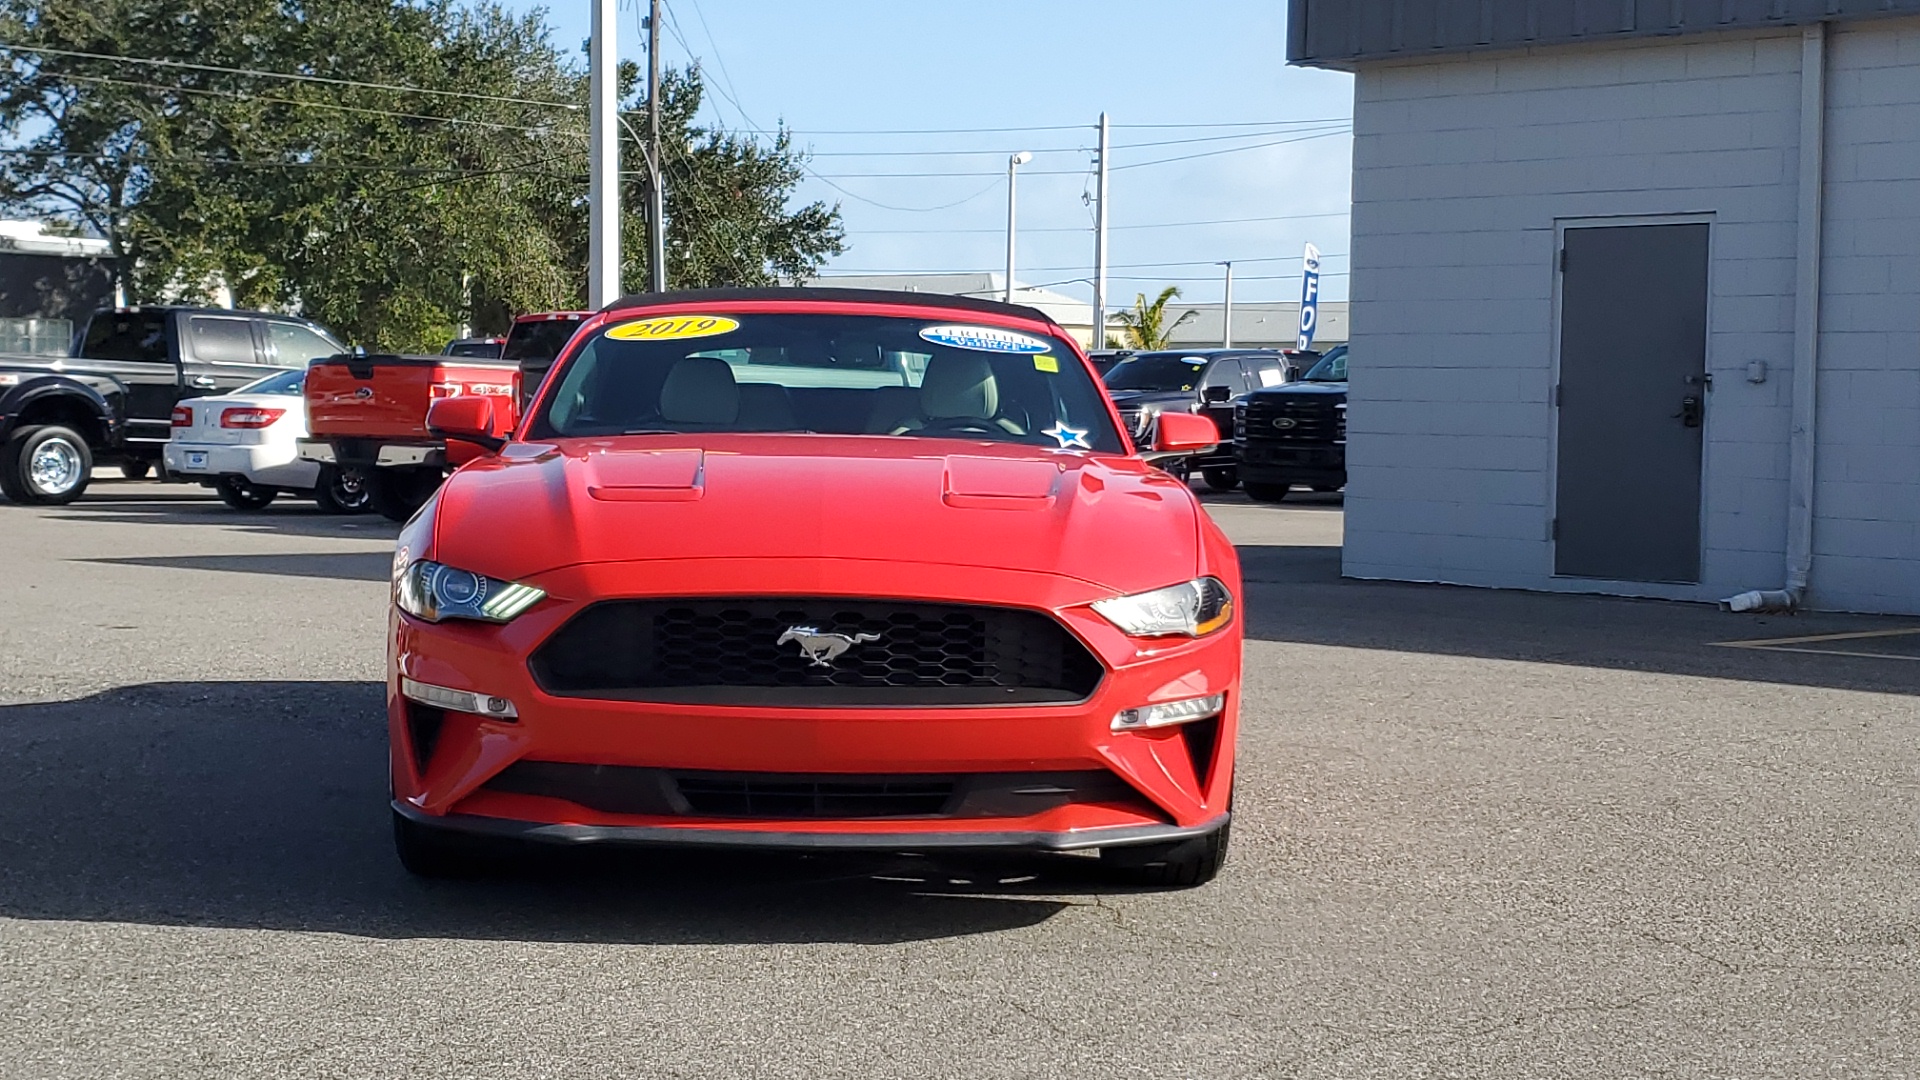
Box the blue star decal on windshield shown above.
[1043,421,1091,450]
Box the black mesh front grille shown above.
[1242,394,1343,443]
[676,775,955,818]
[530,598,1104,705]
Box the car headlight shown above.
[393,557,545,623]
[1091,577,1233,638]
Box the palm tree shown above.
[1107,286,1198,349]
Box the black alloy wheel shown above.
[215,476,278,511]
[1101,821,1231,888]
[0,425,93,505]
[392,811,491,878]
[315,465,372,514]
[1200,466,1240,492]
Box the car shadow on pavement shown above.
[84,552,395,583]
[19,488,401,543]
[0,681,1131,945]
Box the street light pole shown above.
[1092,113,1109,349]
[1005,151,1031,303]
[1219,261,1234,348]
[587,0,619,307]
[646,0,666,293]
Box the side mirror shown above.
[1200,385,1233,404]
[1148,410,1219,457]
[427,395,505,453]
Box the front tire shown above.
[314,465,371,514]
[367,467,441,523]
[1200,466,1239,492]
[1,425,93,505]
[215,476,277,511]
[393,810,488,878]
[120,459,153,481]
[1243,482,1291,503]
[1102,821,1231,888]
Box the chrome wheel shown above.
[28,436,83,495]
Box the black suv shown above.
[1233,344,1347,502]
[0,306,343,503]
[1102,348,1291,490]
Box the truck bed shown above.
[306,354,519,442]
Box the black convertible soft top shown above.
[603,286,1054,325]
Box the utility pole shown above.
[647,0,667,293]
[1219,261,1234,347]
[587,0,619,307]
[1005,151,1031,303]
[1092,112,1109,350]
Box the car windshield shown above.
[1102,352,1211,392]
[1302,346,1347,382]
[446,340,502,358]
[532,311,1125,453]
[503,319,583,362]
[236,369,305,396]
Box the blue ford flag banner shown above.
[1297,242,1321,351]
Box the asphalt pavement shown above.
[0,478,1914,1078]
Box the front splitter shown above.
[394,800,1228,852]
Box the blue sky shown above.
[500,1,1353,305]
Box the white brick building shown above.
[1291,1,1920,613]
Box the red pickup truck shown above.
[297,352,518,520]
[296,312,589,521]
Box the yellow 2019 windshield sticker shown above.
[606,315,740,341]
[1033,354,1060,373]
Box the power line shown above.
[1110,127,1351,171]
[50,71,581,138]
[0,43,578,111]
[803,127,1348,180]
[824,253,1347,275]
[750,118,1352,137]
[852,210,1349,235]
[0,146,573,175]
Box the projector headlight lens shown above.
[1091,577,1233,638]
[394,558,545,623]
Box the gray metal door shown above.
[1554,222,1710,583]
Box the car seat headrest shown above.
[919,353,998,419]
[659,357,739,426]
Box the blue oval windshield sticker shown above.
[918,324,1052,354]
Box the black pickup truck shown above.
[1233,344,1348,502]
[1101,348,1293,491]
[0,306,344,504]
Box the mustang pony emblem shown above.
[777,626,881,667]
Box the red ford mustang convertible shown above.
[389,288,1242,886]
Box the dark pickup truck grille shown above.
[529,598,1104,706]
[1239,395,1344,444]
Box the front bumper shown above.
[1235,440,1346,486]
[299,438,446,469]
[394,799,1229,852]
[389,559,1240,850]
[164,441,318,488]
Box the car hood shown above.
[429,434,1202,594]
[1103,388,1194,409]
[1252,381,1347,399]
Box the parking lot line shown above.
[1709,625,1920,661]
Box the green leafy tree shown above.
[0,1,844,351]
[1108,286,1197,350]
